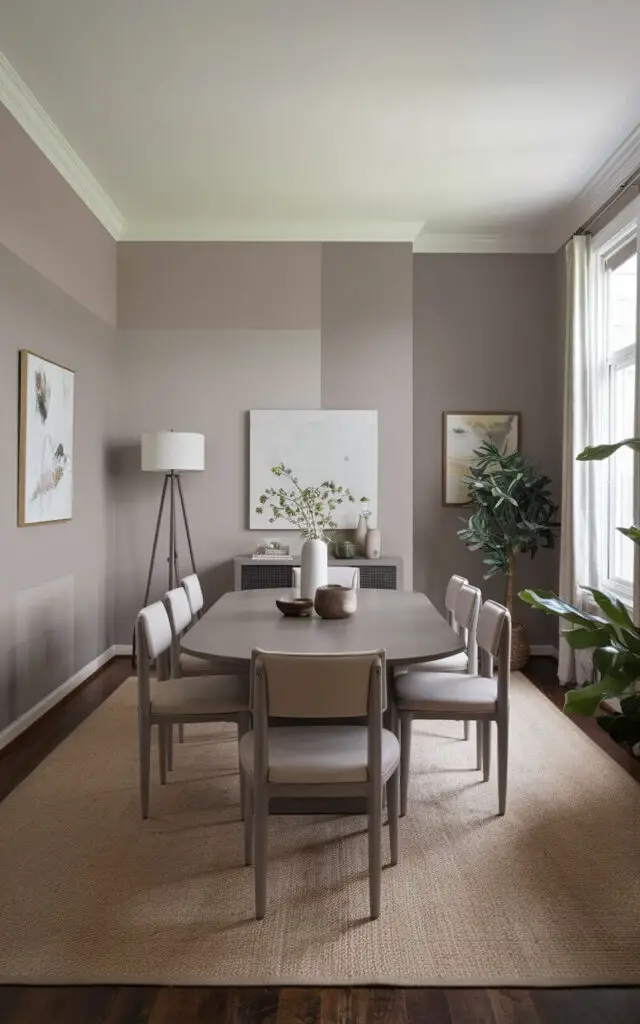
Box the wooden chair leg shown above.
[387,769,400,867]
[139,719,151,820]
[368,787,382,920]
[400,713,412,817]
[178,724,185,743]
[254,786,268,920]
[463,721,470,741]
[476,718,483,770]
[482,720,491,782]
[158,724,167,785]
[244,784,254,866]
[497,714,509,815]
[237,713,251,822]
[167,725,174,772]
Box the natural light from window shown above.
[606,251,637,593]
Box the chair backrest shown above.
[292,566,360,591]
[454,582,481,674]
[164,587,193,677]
[251,649,384,719]
[136,602,173,710]
[164,587,192,634]
[477,600,511,703]
[250,649,386,785]
[444,574,468,625]
[181,574,204,616]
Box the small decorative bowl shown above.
[275,597,314,617]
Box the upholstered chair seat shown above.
[395,672,497,714]
[152,674,249,716]
[240,724,400,785]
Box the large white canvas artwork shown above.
[18,350,74,526]
[249,410,378,529]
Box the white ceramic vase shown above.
[355,514,368,555]
[300,538,328,599]
[365,526,382,559]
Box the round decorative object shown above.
[511,622,530,671]
[355,515,368,555]
[365,527,381,559]
[300,538,328,599]
[334,540,357,559]
[275,597,314,617]
[314,584,358,619]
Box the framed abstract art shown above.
[442,411,520,505]
[18,350,75,526]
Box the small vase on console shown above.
[355,514,368,555]
[365,526,382,559]
[300,538,328,599]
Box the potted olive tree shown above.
[521,437,640,751]
[458,441,559,669]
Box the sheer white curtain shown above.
[558,235,607,684]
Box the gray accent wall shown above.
[413,254,562,645]
[321,243,414,588]
[0,104,117,327]
[111,328,321,642]
[0,243,115,732]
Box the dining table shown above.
[182,587,463,814]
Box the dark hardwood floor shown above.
[1,655,638,1023]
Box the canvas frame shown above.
[18,349,75,527]
[442,411,521,507]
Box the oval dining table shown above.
[182,587,464,814]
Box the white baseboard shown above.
[0,645,120,752]
[530,644,559,658]
[112,644,133,656]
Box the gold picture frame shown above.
[442,411,520,506]
[18,349,75,526]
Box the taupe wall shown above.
[321,243,414,587]
[118,242,322,329]
[0,104,117,327]
[0,243,115,732]
[413,254,562,645]
[112,328,321,641]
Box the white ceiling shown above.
[2,0,640,249]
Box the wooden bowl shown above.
[275,597,314,617]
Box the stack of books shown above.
[252,544,292,560]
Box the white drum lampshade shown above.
[141,431,205,472]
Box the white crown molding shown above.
[546,122,640,251]
[120,219,424,243]
[0,51,125,239]
[413,231,552,254]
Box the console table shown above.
[233,555,403,591]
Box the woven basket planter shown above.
[511,622,530,671]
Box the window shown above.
[594,232,638,600]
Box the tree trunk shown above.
[505,552,515,616]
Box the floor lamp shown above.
[133,430,205,664]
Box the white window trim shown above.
[591,199,640,611]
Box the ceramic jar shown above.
[314,584,358,619]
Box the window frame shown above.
[591,204,640,606]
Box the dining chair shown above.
[292,566,360,592]
[239,648,400,920]
[179,573,247,677]
[396,575,478,740]
[136,598,250,819]
[394,599,511,817]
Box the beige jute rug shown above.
[0,672,639,987]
